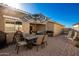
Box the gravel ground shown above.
[0,35,79,56]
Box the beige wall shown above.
[45,21,64,36]
[36,24,46,31]
[0,5,28,44]
[46,21,54,31]
[30,23,46,33]
[22,22,30,34]
[73,27,79,31]
[0,13,14,44]
[0,5,37,44]
[53,23,64,36]
[0,12,5,31]
[73,25,79,31]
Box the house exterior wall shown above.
[53,23,64,36]
[0,5,28,44]
[3,15,22,44]
[22,22,30,34]
[45,20,64,36]
[30,24,46,32]
[46,21,54,31]
[73,25,79,31]
[36,24,46,31]
[0,12,5,31]
[0,7,30,44]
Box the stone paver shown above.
[0,35,79,56]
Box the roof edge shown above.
[0,3,30,15]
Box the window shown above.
[4,16,22,33]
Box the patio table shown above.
[24,35,37,49]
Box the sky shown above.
[8,3,79,28]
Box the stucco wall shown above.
[36,24,46,31]
[0,12,5,31]
[46,21,54,31]
[53,23,64,36]
[22,22,30,34]
[73,25,79,31]
[45,21,64,36]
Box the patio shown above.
[0,35,79,56]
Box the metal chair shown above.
[13,31,27,54]
[33,32,48,51]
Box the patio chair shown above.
[67,30,78,41]
[13,31,27,54]
[72,31,77,40]
[66,30,72,38]
[33,32,48,51]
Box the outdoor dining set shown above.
[13,30,48,54]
